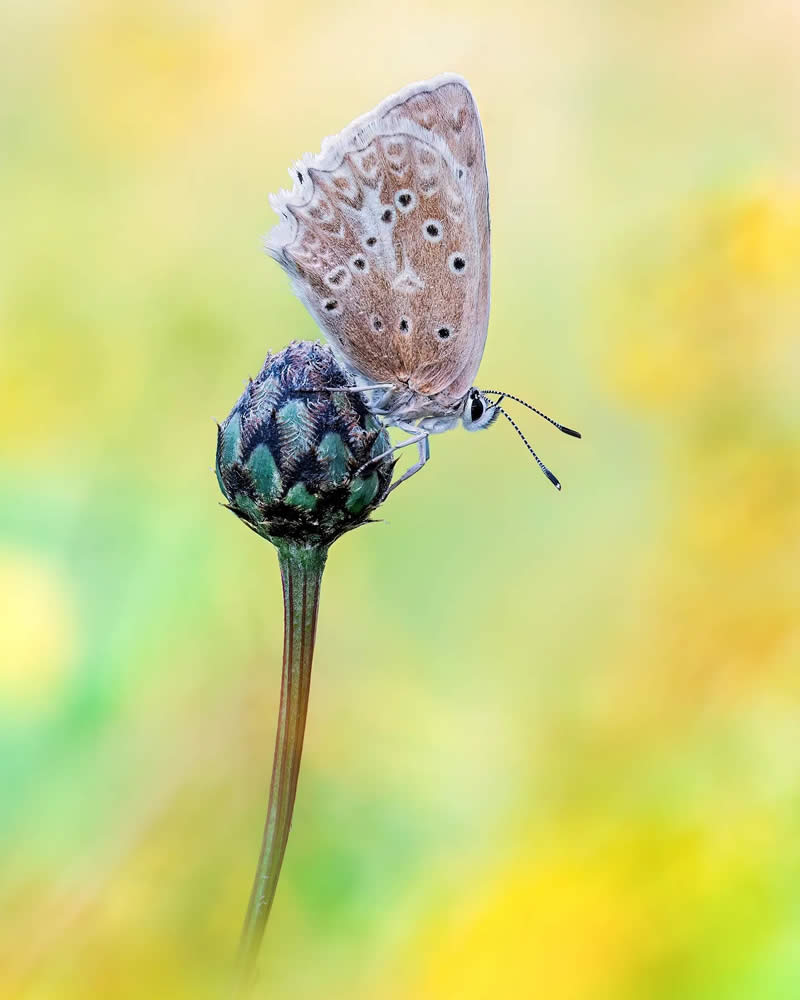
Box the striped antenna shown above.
[481,390,581,438]
[495,405,562,491]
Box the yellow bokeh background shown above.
[2,2,799,997]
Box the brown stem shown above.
[235,541,328,992]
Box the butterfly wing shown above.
[266,74,490,406]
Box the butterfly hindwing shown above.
[267,75,491,403]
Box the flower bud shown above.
[216,341,394,548]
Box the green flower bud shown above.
[216,341,394,548]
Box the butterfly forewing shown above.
[267,75,491,407]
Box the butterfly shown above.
[266,73,579,492]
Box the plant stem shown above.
[235,541,328,992]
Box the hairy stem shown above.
[235,541,328,991]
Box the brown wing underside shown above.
[270,78,491,402]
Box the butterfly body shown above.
[267,74,489,431]
[267,75,579,491]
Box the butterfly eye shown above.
[423,220,443,243]
[463,391,499,431]
[448,252,467,274]
[436,326,452,340]
[398,316,411,333]
[394,189,416,213]
[365,236,378,248]
[380,206,395,224]
[322,298,339,313]
[371,315,384,332]
[349,254,369,274]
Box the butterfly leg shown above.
[357,424,427,472]
[298,382,397,413]
[355,420,431,495]
[385,430,431,494]
[299,382,395,394]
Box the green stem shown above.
[235,541,328,992]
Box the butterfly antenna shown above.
[481,390,581,438]
[496,405,562,491]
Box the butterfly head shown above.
[462,388,500,432]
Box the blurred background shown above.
[2,1,799,997]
